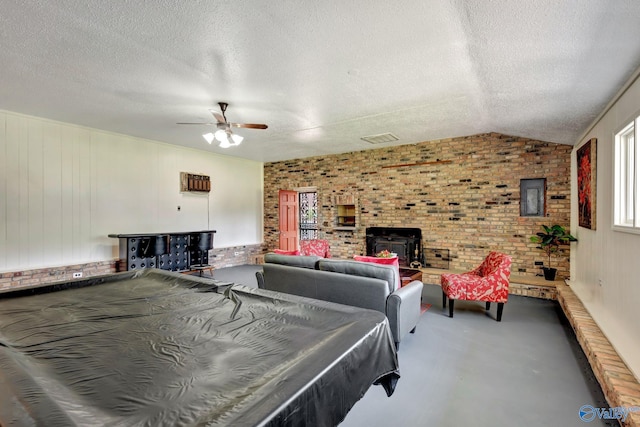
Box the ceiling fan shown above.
[177,102,268,148]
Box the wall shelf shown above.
[334,194,357,231]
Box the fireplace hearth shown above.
[365,227,423,267]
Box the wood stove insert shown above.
[365,227,423,267]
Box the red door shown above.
[279,190,299,251]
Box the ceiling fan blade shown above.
[211,111,226,124]
[230,123,268,130]
[176,122,217,125]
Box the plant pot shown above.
[542,267,557,281]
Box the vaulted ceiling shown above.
[2,1,640,162]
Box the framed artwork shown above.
[577,138,597,229]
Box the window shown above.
[299,191,318,240]
[614,119,640,231]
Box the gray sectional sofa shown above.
[255,253,424,349]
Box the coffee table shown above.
[399,268,423,287]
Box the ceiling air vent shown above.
[360,133,399,144]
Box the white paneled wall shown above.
[571,73,640,380]
[0,111,264,272]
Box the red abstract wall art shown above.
[577,138,597,229]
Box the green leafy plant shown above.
[530,224,577,269]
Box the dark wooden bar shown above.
[108,230,216,272]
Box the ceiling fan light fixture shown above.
[187,103,264,148]
[214,129,228,142]
[218,138,232,149]
[202,132,215,144]
[230,133,244,145]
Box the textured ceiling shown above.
[2,0,640,162]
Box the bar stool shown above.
[189,232,214,277]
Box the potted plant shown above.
[530,224,577,281]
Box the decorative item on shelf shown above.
[529,224,577,281]
[180,172,211,193]
[409,247,422,268]
[376,250,397,258]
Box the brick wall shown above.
[264,133,573,279]
[0,260,117,290]
[210,244,265,268]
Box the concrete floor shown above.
[213,265,614,427]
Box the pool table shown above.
[0,269,399,426]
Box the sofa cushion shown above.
[353,255,398,266]
[273,249,300,256]
[317,259,398,293]
[261,263,389,313]
[353,255,401,290]
[264,253,322,269]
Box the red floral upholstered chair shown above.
[440,251,512,321]
[299,239,331,258]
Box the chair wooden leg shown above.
[442,291,447,308]
[485,302,491,310]
[448,299,454,317]
[497,303,504,321]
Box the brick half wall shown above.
[0,260,117,290]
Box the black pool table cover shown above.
[0,269,399,426]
